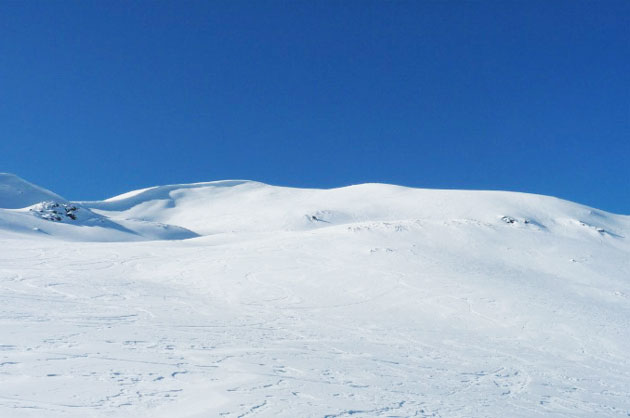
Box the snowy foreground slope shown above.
[1,175,630,417]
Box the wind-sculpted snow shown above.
[89,180,253,209]
[1,175,629,417]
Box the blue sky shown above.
[1,1,628,213]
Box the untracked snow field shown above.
[1,176,630,417]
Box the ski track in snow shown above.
[1,178,630,417]
[1,227,630,418]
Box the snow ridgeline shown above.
[0,173,627,242]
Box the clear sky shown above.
[1,1,629,213]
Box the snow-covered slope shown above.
[1,174,629,417]
[0,174,198,241]
[0,173,67,208]
[85,179,628,239]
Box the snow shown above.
[0,173,67,209]
[0,175,198,242]
[1,174,629,417]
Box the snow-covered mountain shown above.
[1,174,629,417]
[0,174,198,241]
[0,172,67,208]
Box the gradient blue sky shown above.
[1,1,629,213]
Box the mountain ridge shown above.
[0,173,628,242]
